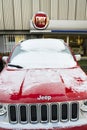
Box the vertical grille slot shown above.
[51,104,58,122]
[9,105,17,123]
[40,104,48,122]
[71,102,79,121]
[30,105,38,123]
[61,103,69,121]
[19,105,27,123]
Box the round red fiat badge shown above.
[32,12,49,30]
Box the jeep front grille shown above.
[8,102,79,124]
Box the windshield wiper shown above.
[8,64,23,68]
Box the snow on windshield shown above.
[9,39,76,69]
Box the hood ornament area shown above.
[37,95,51,101]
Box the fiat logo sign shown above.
[32,12,49,30]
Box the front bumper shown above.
[0,124,87,130]
[0,121,87,130]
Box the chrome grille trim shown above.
[30,104,38,123]
[8,102,79,124]
[50,103,59,123]
[8,104,18,124]
[70,102,79,121]
[19,104,28,124]
[60,103,69,122]
[40,104,49,123]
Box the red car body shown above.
[0,39,87,130]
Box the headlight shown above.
[0,104,7,116]
[80,100,87,112]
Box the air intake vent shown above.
[61,103,69,121]
[30,105,38,123]
[19,105,27,123]
[51,104,58,122]
[9,105,17,123]
[71,102,79,121]
[40,104,48,123]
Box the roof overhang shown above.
[30,20,87,34]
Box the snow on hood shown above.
[0,67,87,96]
[24,67,87,94]
[60,68,87,92]
[0,69,26,95]
[22,67,87,94]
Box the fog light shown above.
[80,101,87,112]
[0,104,7,116]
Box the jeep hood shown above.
[0,67,87,103]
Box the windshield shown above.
[8,39,76,69]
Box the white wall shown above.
[0,0,87,30]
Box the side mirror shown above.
[74,54,81,61]
[2,56,8,64]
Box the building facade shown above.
[0,0,87,55]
